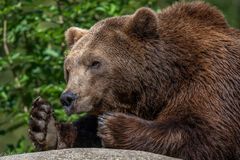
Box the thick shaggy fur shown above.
[29,2,240,160]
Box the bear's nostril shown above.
[60,91,77,107]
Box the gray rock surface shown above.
[0,148,180,160]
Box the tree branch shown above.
[3,19,10,55]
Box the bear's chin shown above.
[64,104,93,115]
[63,96,94,115]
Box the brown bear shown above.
[29,1,240,160]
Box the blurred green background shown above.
[0,0,239,156]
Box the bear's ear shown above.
[65,27,88,49]
[127,7,159,38]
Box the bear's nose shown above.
[60,91,77,107]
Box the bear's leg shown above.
[29,97,101,151]
[98,112,227,160]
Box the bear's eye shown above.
[89,61,101,69]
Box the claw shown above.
[29,117,46,131]
[98,116,105,127]
[29,131,45,143]
[98,116,104,121]
[34,132,45,142]
[41,104,51,113]
[32,97,51,109]
[32,96,42,106]
[34,111,48,120]
[98,112,115,127]
[104,112,114,116]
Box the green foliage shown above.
[0,0,239,155]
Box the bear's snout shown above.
[60,91,77,112]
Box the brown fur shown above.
[30,2,240,160]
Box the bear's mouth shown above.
[63,96,103,115]
[63,104,74,115]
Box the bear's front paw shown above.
[97,112,116,148]
[29,97,58,150]
[97,112,136,148]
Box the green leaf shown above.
[43,48,59,57]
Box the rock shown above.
[0,148,180,160]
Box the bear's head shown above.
[61,7,162,116]
[60,3,228,117]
